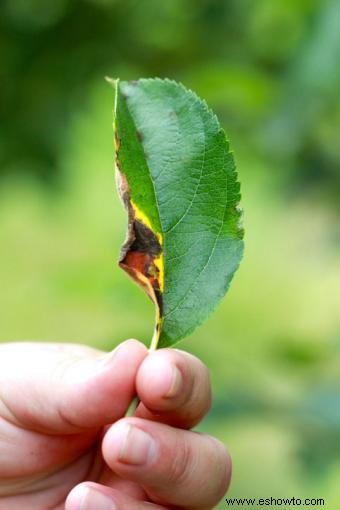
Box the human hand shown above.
[0,340,231,509]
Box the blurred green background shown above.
[1,0,340,507]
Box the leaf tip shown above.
[105,76,119,87]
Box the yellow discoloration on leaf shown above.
[130,199,164,293]
[153,254,164,293]
[131,199,163,243]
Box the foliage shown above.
[113,78,243,347]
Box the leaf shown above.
[109,77,244,349]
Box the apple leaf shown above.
[109,78,244,349]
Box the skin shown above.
[0,339,231,509]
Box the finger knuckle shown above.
[167,435,193,487]
[211,437,232,498]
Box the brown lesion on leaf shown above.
[114,132,121,155]
[116,169,163,316]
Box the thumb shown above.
[0,340,147,434]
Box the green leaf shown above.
[109,77,244,349]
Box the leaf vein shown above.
[164,130,206,235]
[163,146,230,320]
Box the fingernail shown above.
[80,487,116,510]
[165,365,182,398]
[116,423,156,465]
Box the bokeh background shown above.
[1,0,340,507]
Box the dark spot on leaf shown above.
[154,289,163,316]
[136,130,144,143]
[129,220,161,257]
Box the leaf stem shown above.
[149,330,158,352]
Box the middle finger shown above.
[135,349,212,429]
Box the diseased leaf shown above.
[109,77,244,349]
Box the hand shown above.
[0,340,231,509]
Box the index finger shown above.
[134,349,212,429]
